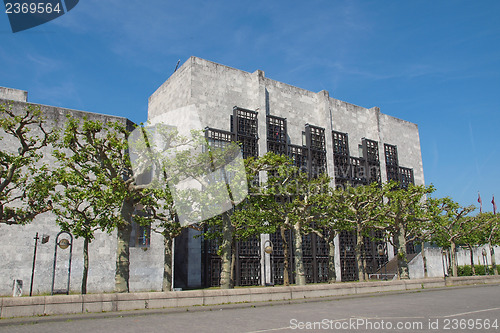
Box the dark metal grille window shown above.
[310,150,327,176]
[334,155,350,182]
[288,144,308,173]
[350,157,366,185]
[384,144,398,166]
[267,115,287,156]
[362,139,381,184]
[266,115,287,143]
[372,230,388,270]
[399,167,414,189]
[239,136,258,159]
[332,131,349,156]
[363,139,379,163]
[384,144,400,182]
[202,233,262,287]
[339,231,357,281]
[236,237,261,286]
[202,233,221,287]
[305,124,327,177]
[234,107,258,136]
[306,125,326,151]
[270,230,295,285]
[206,127,233,148]
[232,107,258,159]
[267,141,287,155]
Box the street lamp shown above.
[30,232,50,296]
[482,248,489,275]
[441,249,448,278]
[263,240,273,286]
[377,244,387,280]
[51,231,73,295]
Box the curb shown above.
[1,275,499,320]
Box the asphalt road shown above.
[1,284,499,333]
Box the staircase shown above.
[369,253,419,280]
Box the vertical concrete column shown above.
[316,90,335,182]
[260,234,272,285]
[373,108,389,183]
[334,234,342,282]
[253,70,271,286]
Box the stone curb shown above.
[1,276,499,319]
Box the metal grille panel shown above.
[384,144,399,166]
[288,144,308,173]
[332,131,349,156]
[267,115,287,143]
[399,167,414,189]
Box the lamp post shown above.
[51,231,73,295]
[30,233,50,296]
[263,240,273,286]
[377,244,387,280]
[441,249,448,278]
[482,248,489,275]
[343,246,351,281]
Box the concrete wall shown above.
[0,92,165,295]
[0,87,27,102]
[409,245,500,279]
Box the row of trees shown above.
[1,104,499,294]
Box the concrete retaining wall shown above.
[2,276,499,319]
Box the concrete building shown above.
[1,57,435,295]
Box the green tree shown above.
[244,152,295,285]
[51,162,121,294]
[312,185,352,283]
[429,197,477,277]
[332,183,386,281]
[477,212,500,275]
[460,215,484,275]
[0,103,56,224]
[383,182,434,280]
[132,187,183,291]
[53,116,133,292]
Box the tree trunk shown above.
[162,236,173,291]
[327,234,336,283]
[81,237,89,294]
[115,222,132,293]
[450,241,458,277]
[489,243,498,275]
[468,244,475,275]
[115,197,135,293]
[394,223,409,279]
[422,245,428,278]
[230,238,236,288]
[355,226,365,281]
[280,225,290,286]
[293,222,306,285]
[219,212,233,289]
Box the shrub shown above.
[456,265,494,276]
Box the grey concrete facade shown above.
[148,57,425,286]
[0,89,166,295]
[1,56,427,295]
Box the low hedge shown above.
[456,265,495,276]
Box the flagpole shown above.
[492,195,497,215]
[478,192,483,214]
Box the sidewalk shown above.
[1,275,499,321]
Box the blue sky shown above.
[1,0,499,210]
